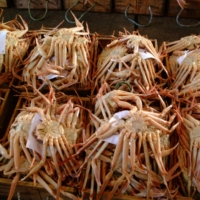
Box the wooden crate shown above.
[14,0,61,10]
[64,0,112,13]
[167,0,200,18]
[0,177,77,200]
[114,0,166,16]
[0,94,29,144]
[90,34,159,95]
[0,0,7,7]
[0,73,18,89]
[0,89,16,140]
[0,177,195,200]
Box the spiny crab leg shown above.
[21,137,48,181]
[96,131,125,199]
[81,160,91,199]
[147,132,167,174]
[36,173,63,200]
[91,141,109,186]
[107,131,132,199]
[142,132,152,199]
[78,140,103,174]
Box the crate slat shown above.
[114,0,166,16]
[167,0,200,18]
[0,0,7,7]
[63,0,112,13]
[0,89,16,139]
[14,0,61,10]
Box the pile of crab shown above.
[1,11,200,199]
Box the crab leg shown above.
[36,174,63,200]
[21,137,48,181]
[90,169,95,200]
[47,37,56,58]
[138,57,149,88]
[165,41,188,53]
[79,140,103,173]
[174,65,193,88]
[81,160,91,198]
[0,143,10,159]
[142,132,152,199]
[7,173,20,200]
[147,133,167,174]
[54,138,72,176]
[63,42,68,68]
[91,141,109,186]
[58,137,74,175]
[8,47,13,72]
[2,158,14,175]
[54,40,59,66]
[50,138,62,200]
[96,169,114,200]
[59,41,63,67]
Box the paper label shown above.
[101,110,130,145]
[26,113,43,155]
[0,30,7,54]
[38,71,67,81]
[177,50,194,65]
[138,48,156,60]
[38,74,60,81]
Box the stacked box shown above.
[114,0,166,16]
[0,0,7,7]
[14,0,61,9]
[167,0,200,18]
[64,0,112,13]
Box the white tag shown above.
[26,113,43,155]
[101,110,130,145]
[0,30,7,54]
[38,71,67,81]
[177,50,194,65]
[138,48,156,60]
[38,74,60,81]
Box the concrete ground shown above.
[2,8,200,47]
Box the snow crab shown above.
[177,113,200,197]
[164,35,200,54]
[92,32,168,94]
[22,15,91,91]
[0,87,86,200]
[0,15,29,73]
[172,49,200,95]
[68,90,179,199]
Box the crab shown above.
[92,45,128,92]
[168,51,184,76]
[94,84,142,121]
[92,32,168,94]
[172,49,200,95]
[164,35,200,54]
[67,89,179,199]
[0,15,29,74]
[21,15,91,91]
[176,113,200,197]
[19,91,83,200]
[108,32,160,60]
